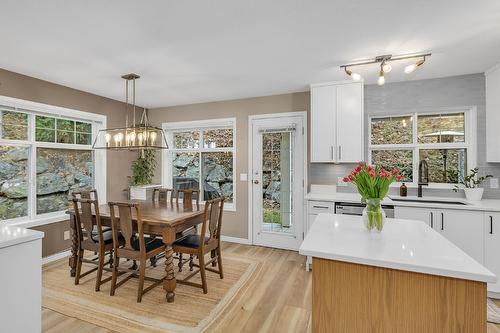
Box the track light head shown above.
[377,66,385,86]
[344,67,362,81]
[404,58,426,74]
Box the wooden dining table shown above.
[67,199,205,303]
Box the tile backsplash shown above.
[309,73,500,199]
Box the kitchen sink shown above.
[390,198,468,205]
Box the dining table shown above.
[66,198,205,303]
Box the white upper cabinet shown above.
[310,81,364,163]
[486,63,500,162]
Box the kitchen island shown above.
[299,213,497,333]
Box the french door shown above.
[250,113,305,250]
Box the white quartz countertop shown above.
[305,192,500,212]
[299,213,497,283]
[0,225,44,250]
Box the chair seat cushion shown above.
[173,234,209,248]
[91,227,122,244]
[131,237,164,252]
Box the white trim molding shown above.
[220,235,252,245]
[42,249,72,265]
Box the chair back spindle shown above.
[200,197,224,246]
[72,190,103,244]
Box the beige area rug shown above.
[488,298,500,324]
[43,253,262,333]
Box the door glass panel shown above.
[261,131,293,234]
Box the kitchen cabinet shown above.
[485,212,500,293]
[305,200,335,271]
[394,206,484,264]
[486,63,500,162]
[310,81,363,163]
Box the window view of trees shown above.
[1,109,28,140]
[36,115,92,145]
[370,112,469,184]
[0,146,29,220]
[170,127,234,204]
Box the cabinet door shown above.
[306,214,318,236]
[394,206,432,226]
[485,213,500,292]
[310,85,336,162]
[437,210,484,264]
[336,82,363,162]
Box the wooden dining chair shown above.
[108,202,166,303]
[175,188,200,211]
[173,197,224,294]
[72,190,123,292]
[152,187,175,203]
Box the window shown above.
[369,109,476,186]
[0,96,106,224]
[162,119,236,210]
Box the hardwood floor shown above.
[42,242,500,333]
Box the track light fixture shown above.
[341,53,431,83]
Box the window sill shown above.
[3,213,69,229]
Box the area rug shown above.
[43,253,262,333]
[488,298,500,324]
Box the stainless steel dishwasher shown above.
[335,202,395,218]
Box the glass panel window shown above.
[1,109,28,140]
[173,131,199,149]
[371,150,413,182]
[172,152,200,191]
[0,146,29,220]
[418,113,465,143]
[202,152,233,202]
[36,148,94,214]
[419,149,467,183]
[56,119,75,144]
[76,121,92,145]
[35,115,56,142]
[203,128,233,148]
[371,116,413,145]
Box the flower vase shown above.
[362,198,386,232]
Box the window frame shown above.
[162,118,236,211]
[0,95,107,227]
[368,107,477,189]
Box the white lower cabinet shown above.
[305,201,334,271]
[395,207,484,269]
[485,213,500,293]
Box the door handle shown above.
[441,212,444,230]
[430,212,433,228]
[253,180,259,184]
[490,216,493,234]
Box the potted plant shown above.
[343,162,402,232]
[454,167,492,202]
[130,150,157,186]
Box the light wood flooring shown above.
[42,242,500,333]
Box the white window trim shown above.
[0,95,107,227]
[162,118,236,211]
[367,106,477,189]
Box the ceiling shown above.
[1,0,500,108]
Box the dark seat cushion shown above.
[131,237,164,252]
[173,234,209,248]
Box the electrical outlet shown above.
[337,176,347,186]
[63,230,71,240]
[491,178,499,189]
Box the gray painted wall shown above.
[310,73,500,199]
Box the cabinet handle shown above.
[331,146,334,160]
[490,216,494,234]
[441,212,444,230]
[430,212,433,228]
[313,205,329,209]
[339,145,342,160]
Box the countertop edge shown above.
[0,228,45,250]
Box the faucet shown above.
[418,160,429,197]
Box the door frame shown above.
[247,111,308,249]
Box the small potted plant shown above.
[343,162,402,232]
[454,167,492,202]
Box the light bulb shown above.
[382,63,392,73]
[130,131,136,144]
[137,132,143,146]
[113,134,120,146]
[126,133,131,146]
[104,133,111,144]
[351,72,361,81]
[404,64,417,74]
[150,131,157,145]
[377,69,385,86]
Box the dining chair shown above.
[175,188,200,211]
[152,187,175,203]
[72,190,122,292]
[173,197,224,294]
[108,202,166,303]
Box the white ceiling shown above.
[1,0,500,108]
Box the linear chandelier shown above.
[92,74,168,151]
[340,52,431,86]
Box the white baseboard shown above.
[42,249,71,265]
[221,235,252,245]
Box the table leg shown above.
[164,244,176,302]
[68,214,78,277]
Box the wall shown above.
[149,92,309,239]
[311,73,500,198]
[0,68,138,256]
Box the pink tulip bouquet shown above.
[343,162,402,231]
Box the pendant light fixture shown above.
[341,53,431,84]
[92,74,168,151]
